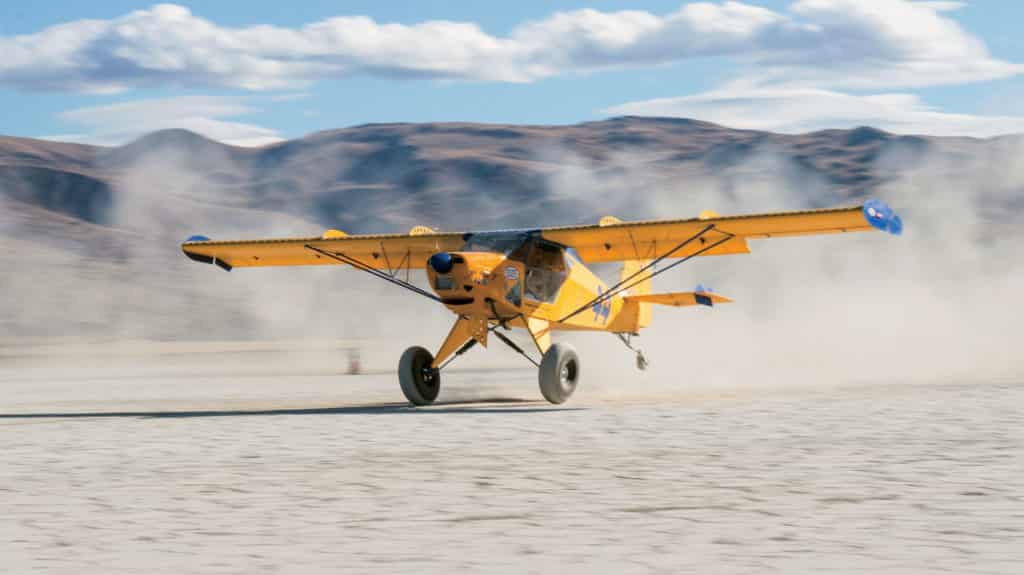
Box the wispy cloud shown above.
[605,88,1024,137]
[0,2,1018,93]
[52,95,283,146]
[767,0,1020,89]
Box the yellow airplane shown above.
[182,199,902,405]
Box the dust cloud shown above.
[0,140,454,372]
[543,140,1024,397]
[1,134,1021,396]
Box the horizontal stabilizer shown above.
[623,291,733,308]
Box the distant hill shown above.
[0,117,946,237]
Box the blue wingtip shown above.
[863,199,903,235]
[185,235,211,243]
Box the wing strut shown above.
[303,244,441,303]
[556,224,736,324]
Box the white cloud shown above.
[766,0,1021,89]
[605,88,1024,137]
[915,1,967,11]
[0,1,1018,93]
[53,95,284,147]
[510,2,801,74]
[0,4,524,92]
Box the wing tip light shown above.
[182,235,232,271]
[863,199,903,236]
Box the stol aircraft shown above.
[181,199,902,405]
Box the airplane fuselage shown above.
[424,233,647,335]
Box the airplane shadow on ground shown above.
[0,398,583,420]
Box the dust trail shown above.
[540,140,1024,397]
[1,132,1021,396]
[0,136,455,373]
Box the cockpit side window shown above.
[523,240,569,303]
[460,232,569,303]
[507,240,532,263]
[528,243,566,272]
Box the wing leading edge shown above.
[542,201,901,263]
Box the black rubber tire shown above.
[398,346,441,406]
[538,343,580,404]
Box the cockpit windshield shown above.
[460,232,529,256]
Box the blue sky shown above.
[2,1,1024,145]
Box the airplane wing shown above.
[541,199,902,263]
[181,229,465,271]
[182,200,900,270]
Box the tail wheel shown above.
[538,343,580,404]
[398,346,441,406]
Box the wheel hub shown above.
[421,367,437,385]
[560,360,577,388]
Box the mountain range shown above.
[1,117,947,238]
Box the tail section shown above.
[611,259,731,332]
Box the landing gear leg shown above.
[487,317,579,405]
[398,317,488,406]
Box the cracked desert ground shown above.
[1,341,1021,574]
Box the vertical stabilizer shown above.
[614,259,653,332]
[621,260,652,296]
